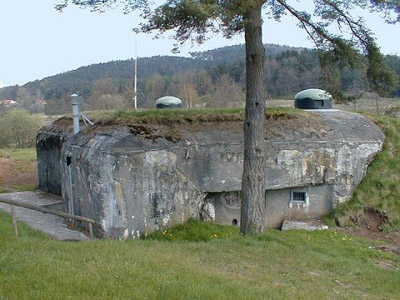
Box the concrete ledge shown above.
[281,220,329,231]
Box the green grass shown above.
[0,148,36,162]
[0,211,47,240]
[144,219,240,241]
[0,185,37,194]
[1,216,399,300]
[329,115,400,231]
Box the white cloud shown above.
[0,80,4,88]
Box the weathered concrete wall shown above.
[265,185,334,228]
[37,118,73,196]
[37,131,68,195]
[38,110,384,238]
[208,185,334,228]
[60,131,204,237]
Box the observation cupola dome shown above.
[156,96,182,109]
[294,89,333,109]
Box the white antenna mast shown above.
[133,40,138,110]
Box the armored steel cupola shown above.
[294,89,333,109]
[156,96,182,109]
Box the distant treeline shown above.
[1,43,399,115]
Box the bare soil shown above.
[0,157,37,192]
[341,207,400,257]
[345,229,400,258]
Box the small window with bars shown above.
[291,191,307,203]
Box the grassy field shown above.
[1,217,399,300]
[0,148,37,194]
[267,97,400,115]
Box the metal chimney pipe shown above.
[70,94,80,135]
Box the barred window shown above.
[291,191,307,203]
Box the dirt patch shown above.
[112,114,330,144]
[0,157,12,185]
[265,116,332,140]
[96,111,328,143]
[374,258,400,271]
[344,228,400,258]
[0,157,37,192]
[374,242,400,257]
[337,208,400,258]
[128,125,162,141]
[42,116,74,134]
[349,207,390,232]
[92,111,247,128]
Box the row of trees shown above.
[43,48,399,114]
[43,71,246,114]
[2,45,400,115]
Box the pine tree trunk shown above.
[240,4,266,235]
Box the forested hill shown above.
[190,43,305,62]
[1,43,399,115]
[0,43,298,100]
[1,56,212,100]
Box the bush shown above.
[0,109,44,148]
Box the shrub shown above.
[0,109,44,148]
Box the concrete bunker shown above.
[37,109,384,238]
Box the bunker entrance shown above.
[206,191,241,226]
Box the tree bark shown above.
[240,3,267,235]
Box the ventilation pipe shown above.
[70,94,80,135]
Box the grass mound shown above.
[87,107,309,126]
[330,115,400,231]
[144,219,239,241]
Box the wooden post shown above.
[0,198,96,238]
[0,198,95,224]
[88,223,93,239]
[10,205,18,237]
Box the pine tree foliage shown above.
[55,1,399,91]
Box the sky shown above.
[1,0,400,87]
